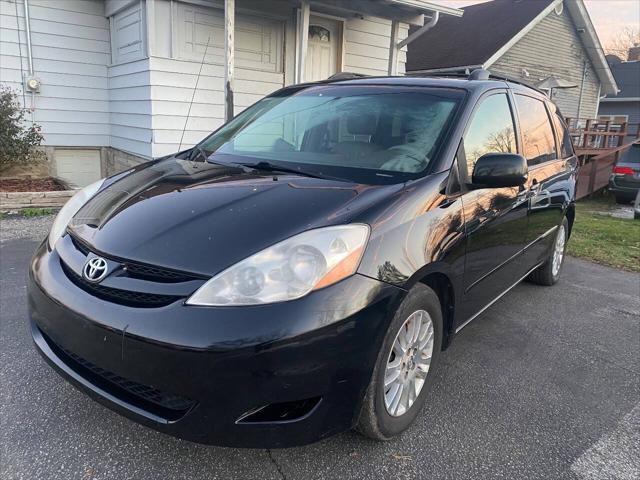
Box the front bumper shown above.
[28,241,404,447]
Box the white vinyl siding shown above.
[344,16,408,76]
[0,0,110,147]
[148,57,284,157]
[489,7,600,120]
[146,1,286,157]
[2,0,417,164]
[108,58,153,158]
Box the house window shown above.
[175,4,283,73]
[309,26,331,42]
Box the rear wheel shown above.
[528,217,568,286]
[356,284,442,440]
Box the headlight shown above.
[186,224,370,306]
[48,179,104,250]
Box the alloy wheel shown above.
[552,224,566,277]
[383,309,434,417]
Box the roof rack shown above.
[326,72,369,81]
[405,71,469,79]
[407,68,546,94]
[483,71,547,95]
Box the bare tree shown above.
[605,26,640,59]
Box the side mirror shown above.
[472,153,528,188]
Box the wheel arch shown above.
[415,270,457,350]
[565,202,575,238]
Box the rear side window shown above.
[550,106,574,158]
[515,94,558,166]
[463,93,517,175]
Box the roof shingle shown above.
[405,0,554,71]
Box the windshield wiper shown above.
[190,145,210,162]
[237,161,330,180]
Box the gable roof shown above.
[406,0,618,95]
[406,0,553,72]
[602,60,640,100]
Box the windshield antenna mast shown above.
[178,35,212,156]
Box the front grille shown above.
[40,327,196,420]
[124,263,198,283]
[61,261,180,308]
[69,234,203,284]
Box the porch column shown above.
[296,1,310,84]
[387,20,400,76]
[224,0,235,121]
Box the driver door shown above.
[458,92,529,324]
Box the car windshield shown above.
[196,85,464,183]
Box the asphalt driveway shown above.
[1,215,638,480]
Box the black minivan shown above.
[29,70,577,448]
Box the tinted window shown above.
[515,95,558,165]
[463,93,517,175]
[549,104,574,158]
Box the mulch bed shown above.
[0,177,68,192]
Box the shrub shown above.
[0,86,44,173]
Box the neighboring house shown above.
[598,52,640,144]
[0,0,462,187]
[405,0,617,127]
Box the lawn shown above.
[568,193,640,272]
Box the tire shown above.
[528,216,569,286]
[356,283,443,441]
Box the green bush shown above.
[0,86,44,173]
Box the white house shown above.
[0,0,462,186]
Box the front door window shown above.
[305,17,340,82]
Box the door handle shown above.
[531,189,552,210]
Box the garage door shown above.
[55,149,102,188]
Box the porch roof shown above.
[305,0,463,26]
[383,0,464,17]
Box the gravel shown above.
[0,214,54,243]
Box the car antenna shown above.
[179,35,212,165]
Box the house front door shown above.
[305,16,341,82]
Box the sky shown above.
[440,0,640,51]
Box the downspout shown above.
[389,11,439,76]
[23,0,34,76]
[23,0,35,113]
[397,11,439,50]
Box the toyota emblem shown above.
[83,256,109,283]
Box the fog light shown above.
[236,396,322,424]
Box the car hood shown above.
[68,158,402,276]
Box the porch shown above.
[216,0,463,121]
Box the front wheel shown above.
[356,284,443,440]
[528,216,569,286]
